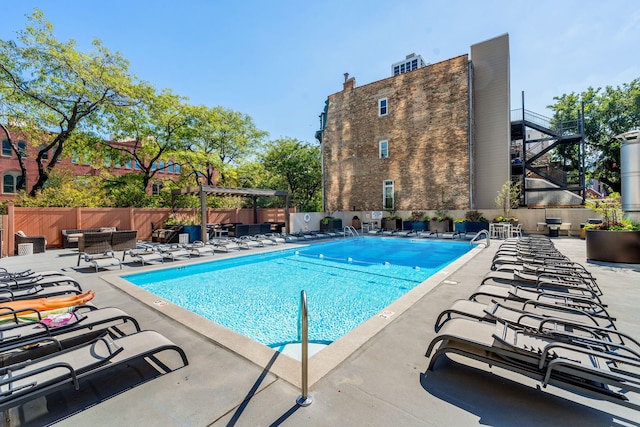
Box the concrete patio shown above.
[1,236,639,426]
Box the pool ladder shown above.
[343,226,360,238]
[470,229,490,247]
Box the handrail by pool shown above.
[343,226,360,238]
[296,290,312,407]
[470,229,490,247]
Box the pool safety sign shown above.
[379,310,395,319]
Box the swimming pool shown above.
[122,238,471,350]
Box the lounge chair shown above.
[158,244,191,261]
[184,241,215,256]
[434,298,614,332]
[209,239,242,252]
[235,236,263,248]
[82,253,122,272]
[0,274,81,291]
[0,305,141,352]
[425,317,640,410]
[0,329,189,411]
[0,284,82,302]
[252,235,277,246]
[125,248,164,266]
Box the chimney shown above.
[343,73,356,91]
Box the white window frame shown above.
[3,172,22,194]
[378,98,388,117]
[379,140,389,159]
[383,180,394,210]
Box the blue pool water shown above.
[123,237,470,348]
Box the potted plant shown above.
[585,192,640,263]
[165,212,201,242]
[320,215,342,231]
[495,180,520,225]
[463,210,490,233]
[429,190,454,232]
[403,211,426,231]
[382,215,403,231]
[454,218,466,233]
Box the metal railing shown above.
[470,229,490,247]
[296,290,313,407]
[343,226,360,238]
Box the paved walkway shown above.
[1,237,639,426]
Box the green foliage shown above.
[495,180,520,218]
[408,211,425,221]
[585,192,639,230]
[0,9,139,195]
[464,210,486,222]
[261,138,322,212]
[15,172,105,207]
[549,78,640,193]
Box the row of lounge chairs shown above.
[425,236,640,411]
[0,267,189,413]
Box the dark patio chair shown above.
[14,231,46,255]
[77,232,114,267]
[111,230,138,259]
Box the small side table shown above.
[18,243,33,256]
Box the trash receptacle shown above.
[352,215,361,229]
[548,225,559,238]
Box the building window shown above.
[17,141,27,157]
[125,159,132,169]
[175,163,181,174]
[151,182,163,196]
[41,146,49,160]
[3,172,23,194]
[383,180,394,210]
[379,140,389,159]
[2,140,11,156]
[167,161,174,173]
[378,98,388,116]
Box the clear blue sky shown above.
[2,1,639,143]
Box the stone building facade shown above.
[321,54,471,212]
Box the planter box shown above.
[586,230,640,264]
[382,218,403,231]
[454,222,466,233]
[182,225,202,243]
[403,221,426,231]
[466,221,490,233]
[429,219,451,233]
[320,218,342,231]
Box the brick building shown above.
[317,34,511,212]
[0,127,183,200]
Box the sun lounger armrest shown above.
[0,360,80,393]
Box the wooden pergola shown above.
[170,185,290,241]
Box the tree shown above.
[178,105,266,187]
[261,138,322,211]
[99,87,194,192]
[548,78,640,193]
[0,9,137,196]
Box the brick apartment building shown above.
[317,34,511,212]
[0,128,182,201]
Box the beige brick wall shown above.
[322,55,470,212]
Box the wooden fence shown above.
[1,205,292,257]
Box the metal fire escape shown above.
[510,99,586,206]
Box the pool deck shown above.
[2,237,640,426]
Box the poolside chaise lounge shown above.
[425,317,640,410]
[184,241,215,256]
[125,248,165,266]
[0,305,141,351]
[158,245,191,262]
[0,329,189,411]
[0,273,82,291]
[434,298,615,333]
[76,232,120,272]
[209,239,242,252]
[0,284,82,302]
